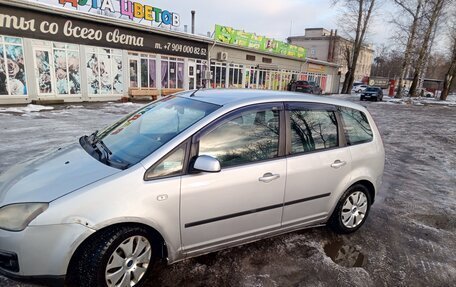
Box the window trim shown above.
[192,103,286,170]
[285,102,344,157]
[143,139,191,182]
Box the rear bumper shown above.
[0,224,94,277]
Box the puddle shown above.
[323,240,367,268]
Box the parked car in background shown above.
[361,86,383,101]
[291,81,322,94]
[352,84,369,93]
[0,90,384,287]
[418,88,434,98]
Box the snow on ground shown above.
[0,104,54,114]
[336,92,456,106]
[0,98,455,287]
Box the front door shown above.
[180,104,286,253]
[282,103,352,227]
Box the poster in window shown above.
[87,53,99,94]
[35,50,52,94]
[113,56,123,94]
[54,49,68,95]
[99,54,112,95]
[0,46,7,95]
[68,51,81,94]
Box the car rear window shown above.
[339,107,373,145]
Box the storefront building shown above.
[0,0,339,105]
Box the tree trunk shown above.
[440,48,456,100]
[395,0,422,98]
[344,0,376,94]
[440,73,454,101]
[409,0,445,97]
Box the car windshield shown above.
[296,81,308,85]
[366,87,379,92]
[85,96,220,168]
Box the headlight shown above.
[0,203,48,232]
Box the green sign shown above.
[214,24,307,59]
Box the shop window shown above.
[134,54,156,89]
[210,61,227,88]
[53,43,80,95]
[195,60,207,89]
[228,64,243,88]
[86,48,123,95]
[0,36,27,96]
[161,56,184,89]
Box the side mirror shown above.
[192,155,221,173]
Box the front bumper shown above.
[0,224,94,277]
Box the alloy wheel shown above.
[341,191,368,229]
[105,235,152,287]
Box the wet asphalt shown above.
[0,97,455,287]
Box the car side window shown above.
[339,107,373,145]
[289,109,338,154]
[145,144,187,180]
[198,108,280,168]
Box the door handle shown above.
[259,173,280,183]
[331,160,347,169]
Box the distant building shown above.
[288,28,374,83]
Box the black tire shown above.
[360,96,365,101]
[329,184,372,234]
[68,226,159,287]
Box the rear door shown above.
[282,103,352,227]
[180,103,286,253]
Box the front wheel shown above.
[329,184,371,234]
[68,226,157,287]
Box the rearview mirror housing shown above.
[192,155,221,173]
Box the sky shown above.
[34,0,396,51]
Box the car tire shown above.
[68,225,158,287]
[329,184,371,234]
[360,96,364,101]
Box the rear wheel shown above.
[68,226,158,287]
[329,184,371,234]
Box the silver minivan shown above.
[0,90,384,286]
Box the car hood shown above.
[0,143,121,206]
[363,91,378,94]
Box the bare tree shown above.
[333,0,377,94]
[392,0,424,98]
[440,15,456,100]
[408,0,446,97]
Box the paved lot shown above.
[0,96,455,286]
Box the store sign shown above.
[214,25,307,59]
[308,63,326,73]
[57,0,180,26]
[0,4,208,59]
